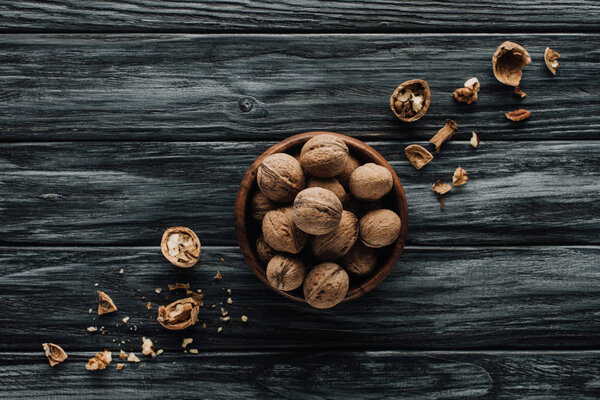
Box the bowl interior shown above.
[234,131,409,303]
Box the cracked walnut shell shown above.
[266,255,306,292]
[349,163,393,202]
[430,119,457,154]
[250,191,277,221]
[42,343,67,367]
[97,290,117,315]
[303,262,349,309]
[492,41,531,87]
[157,297,200,330]
[544,47,560,75]
[405,144,433,170]
[311,210,359,260]
[300,134,349,178]
[161,226,201,268]
[359,209,401,248]
[262,207,308,254]
[258,153,306,203]
[390,79,431,122]
[453,77,480,104]
[292,187,343,235]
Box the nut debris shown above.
[470,132,480,148]
[155,288,162,294]
[241,315,249,323]
[116,363,125,371]
[513,87,527,98]
[214,271,222,280]
[453,167,469,187]
[505,109,531,121]
[217,327,223,333]
[226,297,233,305]
[161,226,201,268]
[85,350,112,371]
[182,338,193,348]
[127,353,140,363]
[122,317,130,323]
[430,119,458,154]
[168,282,190,291]
[544,47,561,75]
[87,326,98,333]
[42,343,67,367]
[432,180,452,210]
[97,290,117,315]
[142,337,155,357]
[157,297,200,330]
[220,307,229,317]
[146,302,152,310]
[453,77,480,104]
[119,268,124,275]
[492,41,531,87]
[405,145,434,170]
[119,349,128,360]
[156,349,164,356]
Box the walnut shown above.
[544,47,560,75]
[390,79,431,122]
[97,290,117,315]
[42,343,67,367]
[492,41,531,87]
[513,86,527,98]
[470,132,480,148]
[292,187,343,235]
[341,242,377,277]
[336,155,360,188]
[349,163,393,202]
[505,109,531,121]
[85,350,112,371]
[250,191,277,220]
[160,226,201,268]
[430,119,457,153]
[262,207,308,254]
[432,180,451,210]
[157,297,200,330]
[452,167,469,186]
[311,210,358,260]
[307,177,346,203]
[300,134,349,178]
[266,255,306,291]
[303,262,349,309]
[256,235,278,264]
[405,144,434,170]
[359,209,401,248]
[453,77,480,104]
[257,153,306,202]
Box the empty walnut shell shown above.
[157,297,200,330]
[250,191,277,220]
[160,226,201,268]
[492,41,531,87]
[336,155,360,188]
[341,241,377,277]
[97,290,118,315]
[544,47,560,75]
[292,187,343,235]
[266,255,306,292]
[349,163,393,202]
[303,262,349,309]
[359,209,402,248]
[42,343,68,367]
[390,79,431,122]
[311,210,358,260]
[307,177,346,203]
[300,134,349,178]
[256,235,278,265]
[262,207,308,254]
[405,144,433,170]
[257,153,306,203]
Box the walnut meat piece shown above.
[359,209,401,248]
[303,262,349,309]
[160,226,201,268]
[142,337,156,358]
[307,177,346,203]
[432,180,451,210]
[405,145,434,170]
[256,235,278,265]
[42,343,67,367]
[266,255,306,291]
[544,47,560,75]
[257,153,306,203]
[292,187,343,235]
[97,290,117,315]
[453,77,480,104]
[157,297,200,330]
[505,109,531,121]
[470,132,480,148]
[390,79,431,122]
[430,119,458,154]
[452,167,469,186]
[349,163,393,202]
[85,350,112,371]
[300,134,349,178]
[262,207,308,254]
[341,242,377,277]
[492,41,531,87]
[311,210,359,260]
[336,155,360,188]
[250,191,277,221]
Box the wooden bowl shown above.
[234,132,409,304]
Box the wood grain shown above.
[0,34,598,142]
[1,246,599,351]
[2,350,600,399]
[0,141,598,246]
[0,1,598,33]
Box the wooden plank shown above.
[0,141,598,246]
[1,1,598,33]
[0,34,598,141]
[1,246,599,351]
[2,350,600,399]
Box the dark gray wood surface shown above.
[0,34,598,142]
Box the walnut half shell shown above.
[492,41,531,87]
[161,226,201,268]
[544,47,560,75]
[390,79,431,122]
[42,343,68,367]
[97,290,117,315]
[405,144,433,170]
[157,297,200,330]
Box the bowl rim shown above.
[234,131,409,303]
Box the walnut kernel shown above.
[160,226,201,268]
[157,297,200,330]
[453,77,480,104]
[303,262,349,309]
[97,290,117,315]
[266,255,306,291]
[42,343,67,367]
[349,163,393,202]
[300,134,349,178]
[257,153,306,203]
[430,119,458,153]
[292,187,343,235]
[432,180,451,210]
[262,207,308,254]
[256,235,278,264]
[85,350,112,371]
[544,47,560,75]
[142,337,156,357]
[311,210,359,260]
[452,167,469,186]
[359,209,401,248]
[405,144,434,170]
[505,109,531,121]
[390,79,431,122]
[492,41,531,87]
[470,132,480,148]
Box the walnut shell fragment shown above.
[157,297,200,330]
[452,167,469,187]
[405,144,433,170]
[430,119,458,153]
[390,79,431,122]
[432,180,451,210]
[492,41,531,87]
[97,290,117,315]
[470,132,480,148]
[544,47,560,75]
[505,109,531,122]
[161,226,201,268]
[42,343,67,367]
[513,86,527,98]
[85,350,112,371]
[453,77,480,104]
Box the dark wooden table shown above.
[1,2,599,398]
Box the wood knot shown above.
[238,97,255,112]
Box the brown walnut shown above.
[492,41,531,87]
[160,226,201,268]
[257,153,306,203]
[349,163,393,202]
[311,210,358,260]
[405,144,434,170]
[256,235,278,264]
[432,180,451,210]
[544,47,560,75]
[42,343,68,367]
[300,134,349,178]
[359,209,401,248]
[453,78,480,104]
[250,191,277,220]
[97,290,117,315]
[336,155,360,188]
[343,196,382,218]
[430,119,458,154]
[341,242,377,277]
[157,297,200,330]
[292,187,343,235]
[266,255,306,291]
[262,207,308,254]
[470,132,480,148]
[303,262,349,309]
[307,177,346,203]
[390,79,431,122]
